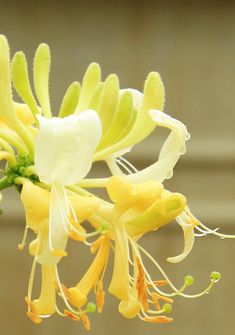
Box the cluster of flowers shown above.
[0,35,228,329]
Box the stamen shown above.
[105,157,124,176]
[80,313,91,331]
[148,280,168,287]
[95,280,105,313]
[115,158,134,174]
[25,297,42,324]
[55,266,82,315]
[143,315,173,324]
[136,257,149,311]
[151,292,173,311]
[195,225,219,235]
[118,156,138,173]
[64,309,80,321]
[199,222,235,239]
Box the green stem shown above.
[0,176,12,190]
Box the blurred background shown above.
[1,0,235,334]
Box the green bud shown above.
[86,302,96,313]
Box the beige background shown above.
[1,0,235,334]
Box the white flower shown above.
[34,110,102,263]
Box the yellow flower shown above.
[21,181,99,321]
[62,176,221,323]
[0,34,228,329]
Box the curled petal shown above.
[127,110,189,183]
[167,211,195,263]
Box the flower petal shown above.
[167,211,195,263]
[35,110,102,185]
[36,182,69,265]
[94,72,165,161]
[127,109,189,183]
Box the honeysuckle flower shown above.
[34,111,101,258]
[59,176,221,323]
[0,34,233,329]
[20,182,100,322]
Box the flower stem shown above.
[0,176,12,190]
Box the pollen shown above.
[25,297,42,324]
[64,309,80,321]
[80,313,91,331]
[143,316,173,324]
[152,280,169,287]
[151,292,174,310]
[136,257,149,311]
[95,280,105,313]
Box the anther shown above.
[64,309,80,321]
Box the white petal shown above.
[167,211,195,263]
[36,182,69,265]
[126,110,189,183]
[35,110,102,186]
